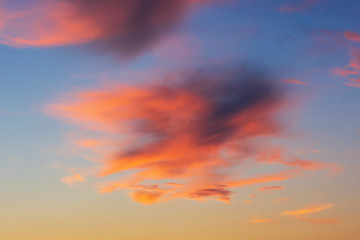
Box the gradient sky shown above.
[1,0,360,239]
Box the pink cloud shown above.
[282,79,308,85]
[332,68,358,77]
[278,0,322,13]
[344,78,360,88]
[344,31,360,42]
[332,48,360,88]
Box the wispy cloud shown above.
[249,218,276,224]
[62,170,87,186]
[282,79,308,85]
[257,185,285,192]
[344,31,360,42]
[283,203,334,217]
[332,48,360,88]
[282,203,338,224]
[257,148,342,174]
[278,0,322,13]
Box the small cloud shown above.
[283,203,334,216]
[257,185,285,192]
[130,190,164,204]
[186,188,232,204]
[332,67,358,77]
[344,31,360,42]
[344,78,360,88]
[332,48,360,88]
[282,203,338,224]
[282,79,307,85]
[278,0,322,13]
[62,173,86,185]
[249,218,276,224]
[62,170,86,186]
[312,149,325,154]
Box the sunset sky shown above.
[1,0,360,239]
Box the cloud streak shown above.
[249,218,276,224]
[278,0,322,13]
[332,48,360,88]
[283,203,334,216]
[282,79,307,85]
[283,203,338,224]
[344,31,360,42]
[257,185,285,192]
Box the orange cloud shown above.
[130,190,165,204]
[283,203,334,216]
[282,79,308,85]
[0,0,209,58]
[344,31,360,42]
[249,218,275,224]
[74,139,108,148]
[46,66,335,204]
[97,169,299,204]
[278,0,322,13]
[62,171,86,185]
[257,185,285,192]
[224,170,299,188]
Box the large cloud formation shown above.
[47,65,337,204]
[0,0,205,58]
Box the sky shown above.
[0,0,360,239]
